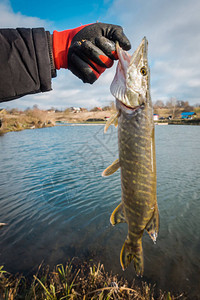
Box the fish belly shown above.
[118,106,158,275]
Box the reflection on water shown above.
[0,125,200,298]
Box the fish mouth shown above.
[120,101,142,111]
[116,99,144,114]
[110,38,148,109]
[115,41,132,78]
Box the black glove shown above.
[53,23,131,83]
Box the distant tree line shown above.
[153,98,200,119]
[3,99,199,116]
[153,98,198,111]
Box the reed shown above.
[0,261,185,300]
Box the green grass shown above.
[0,261,186,300]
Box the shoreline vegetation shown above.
[0,103,200,135]
[0,107,55,136]
[0,261,185,300]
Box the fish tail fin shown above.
[120,238,144,276]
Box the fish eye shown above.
[140,67,147,76]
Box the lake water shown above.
[0,125,200,299]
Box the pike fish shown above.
[102,37,159,276]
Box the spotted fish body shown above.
[103,38,159,276]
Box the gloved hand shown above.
[53,23,131,84]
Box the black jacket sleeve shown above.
[0,28,56,103]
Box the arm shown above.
[0,28,54,102]
[0,23,131,103]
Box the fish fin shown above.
[104,112,119,133]
[110,203,126,225]
[120,239,144,276]
[102,159,120,177]
[110,55,128,103]
[145,204,159,243]
[113,116,118,128]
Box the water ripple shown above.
[0,125,200,297]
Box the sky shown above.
[0,0,200,110]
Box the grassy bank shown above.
[0,109,55,135]
[0,261,185,300]
[1,109,200,136]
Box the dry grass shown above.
[53,110,114,123]
[0,261,186,300]
[1,106,200,136]
[0,109,55,135]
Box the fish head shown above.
[110,37,150,109]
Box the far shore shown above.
[1,108,200,135]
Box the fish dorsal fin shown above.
[102,159,120,177]
[145,204,159,243]
[110,202,126,225]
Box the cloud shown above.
[106,0,200,105]
[1,0,200,110]
[0,1,51,28]
[4,68,115,110]
[0,1,115,110]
